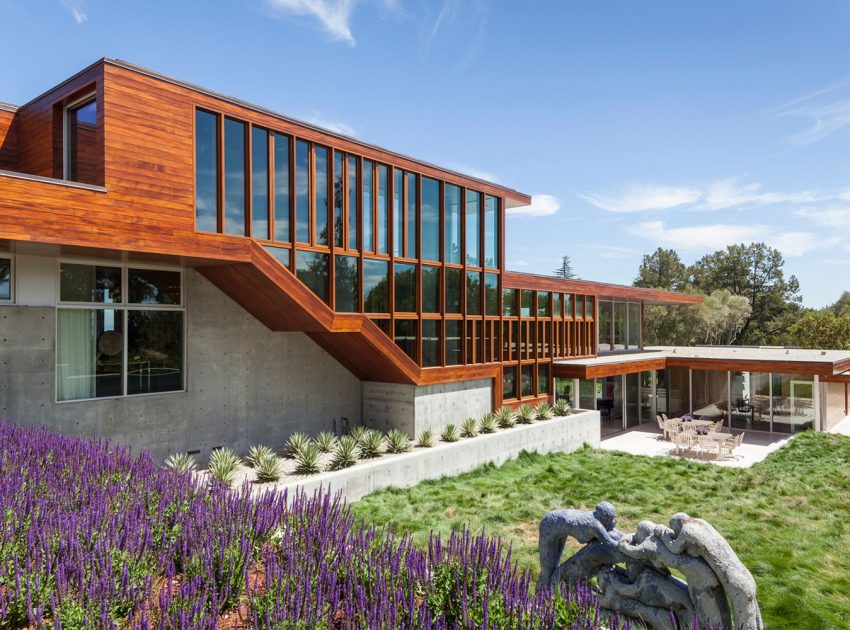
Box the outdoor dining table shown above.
[676,419,716,428]
[679,430,734,460]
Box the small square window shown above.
[60,263,121,303]
[128,268,181,305]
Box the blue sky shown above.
[2,1,849,307]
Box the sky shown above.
[2,0,849,308]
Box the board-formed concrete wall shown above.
[0,262,361,461]
[362,378,492,436]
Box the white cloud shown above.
[265,0,356,45]
[579,184,701,213]
[766,232,828,257]
[59,0,87,24]
[629,221,766,251]
[769,76,850,146]
[795,206,850,229]
[301,113,356,136]
[507,194,560,218]
[704,179,816,210]
[446,163,499,184]
[510,260,529,267]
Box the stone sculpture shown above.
[537,507,762,630]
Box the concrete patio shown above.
[599,423,792,468]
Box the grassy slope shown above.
[352,431,850,629]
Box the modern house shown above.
[0,59,847,459]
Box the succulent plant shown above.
[516,403,536,424]
[330,435,359,470]
[348,425,369,445]
[207,447,240,484]
[314,431,338,454]
[385,429,413,454]
[294,443,323,475]
[440,424,460,443]
[553,399,572,417]
[478,413,498,434]
[284,432,311,459]
[495,406,516,429]
[460,418,478,438]
[416,429,435,448]
[246,444,276,468]
[359,429,385,458]
[535,402,554,421]
[254,452,283,482]
[163,452,197,474]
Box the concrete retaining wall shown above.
[270,409,600,502]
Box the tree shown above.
[553,255,577,279]
[690,243,802,345]
[788,310,850,350]
[831,291,850,317]
[634,248,689,292]
[642,289,751,346]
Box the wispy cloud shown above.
[768,76,850,146]
[59,0,87,24]
[421,0,487,68]
[264,0,356,45]
[507,194,560,218]
[579,184,701,213]
[301,113,356,136]
[704,178,816,210]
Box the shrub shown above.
[495,406,516,428]
[440,424,460,443]
[517,403,536,424]
[208,447,240,484]
[284,432,311,459]
[330,435,359,470]
[460,417,478,438]
[535,402,555,420]
[314,431,337,454]
[553,398,572,417]
[294,443,323,475]
[359,429,385,458]
[163,451,197,474]
[416,429,435,448]
[385,429,413,454]
[349,424,369,445]
[246,444,275,468]
[478,413,498,434]
[255,452,283,483]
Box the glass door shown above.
[625,372,640,428]
[639,371,654,423]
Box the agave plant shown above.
[294,443,323,475]
[478,413,498,434]
[553,399,572,417]
[385,429,412,454]
[416,429,435,448]
[348,424,369,446]
[495,406,516,429]
[516,403,536,424]
[330,435,359,470]
[207,447,240,484]
[254,452,283,483]
[460,418,478,438]
[245,444,276,468]
[284,432,311,459]
[359,429,385,458]
[535,402,554,421]
[314,431,338,454]
[440,424,460,443]
[163,452,197,474]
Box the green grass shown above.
[352,431,850,629]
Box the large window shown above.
[598,301,613,351]
[421,177,440,262]
[394,320,417,361]
[348,156,359,249]
[65,96,98,185]
[333,153,345,247]
[363,160,374,251]
[485,274,499,316]
[315,146,330,245]
[422,320,440,367]
[295,251,329,303]
[599,300,641,352]
[445,320,462,366]
[503,288,518,317]
[295,141,310,242]
[503,366,517,399]
[251,127,270,239]
[334,255,358,312]
[377,164,389,254]
[195,110,219,232]
[407,173,418,258]
[274,133,291,242]
[445,184,461,264]
[394,263,416,312]
[484,195,499,268]
[466,271,481,315]
[393,169,404,257]
[57,263,183,402]
[422,266,440,313]
[446,268,462,314]
[465,190,480,266]
[224,119,246,236]
[363,259,389,313]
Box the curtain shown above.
[57,309,96,401]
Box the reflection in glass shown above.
[520,290,533,317]
[264,246,290,268]
[372,318,391,337]
[422,266,440,313]
[394,320,417,361]
[553,293,562,318]
[295,250,329,303]
[666,367,690,417]
[502,288,518,316]
[195,110,218,232]
[521,365,534,397]
[465,319,481,363]
[67,98,98,184]
[613,303,626,349]
[57,308,123,400]
[485,273,499,316]
[251,127,269,239]
[445,320,462,366]
[224,118,246,235]
[445,268,462,314]
[579,379,596,410]
[772,373,815,433]
[484,195,499,268]
[333,152,344,247]
[538,363,550,395]
[60,263,121,303]
[348,156,358,248]
[0,258,9,300]
[335,255,358,312]
[295,140,310,242]
[466,190,480,266]
[363,160,374,251]
[127,310,184,395]
[274,133,291,242]
[564,294,573,317]
[377,164,388,254]
[503,366,517,399]
[576,295,584,318]
[628,303,641,348]
[692,369,729,423]
[422,320,440,367]
[315,146,329,245]
[444,184,461,264]
[598,301,613,351]
[394,263,416,312]
[537,292,550,317]
[731,371,771,431]
[393,169,404,256]
[128,269,181,305]
[466,271,481,315]
[407,173,417,258]
[363,259,389,312]
[421,177,440,261]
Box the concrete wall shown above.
[362,378,492,436]
[0,258,361,460]
[270,410,601,503]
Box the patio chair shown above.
[696,434,719,459]
[720,432,745,459]
[673,430,694,454]
[664,419,682,439]
[656,414,669,439]
[709,420,725,433]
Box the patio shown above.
[599,422,792,468]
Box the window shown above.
[576,295,585,318]
[195,110,219,232]
[65,96,98,185]
[251,127,270,239]
[295,140,310,242]
[421,177,440,262]
[503,366,517,400]
[56,263,184,402]
[265,246,290,268]
[333,153,344,247]
[521,365,534,397]
[274,133,291,242]
[553,293,562,318]
[538,364,550,395]
[422,320,440,367]
[502,288,518,317]
[377,164,389,254]
[363,160,374,251]
[614,302,626,350]
[224,119,246,236]
[444,184,461,264]
[485,274,499,316]
[407,173,418,258]
[537,292,550,317]
[445,320,462,366]
[315,146,330,245]
[599,301,613,351]
[520,290,533,317]
[0,258,10,301]
[394,263,416,312]
[422,266,440,313]
[564,294,573,318]
[628,303,641,348]
[394,320,417,361]
[586,296,595,318]
[466,190,480,266]
[484,195,499,268]
[363,259,389,313]
[446,268,462,314]
[348,156,359,249]
[295,251,329,303]
[335,255,358,312]
[466,271,481,315]
[393,169,404,257]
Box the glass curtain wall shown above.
[730,372,771,431]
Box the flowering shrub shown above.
[0,422,626,629]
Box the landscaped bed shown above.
[0,421,623,629]
[353,431,850,630]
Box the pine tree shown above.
[553,255,577,279]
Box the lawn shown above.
[352,430,850,630]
